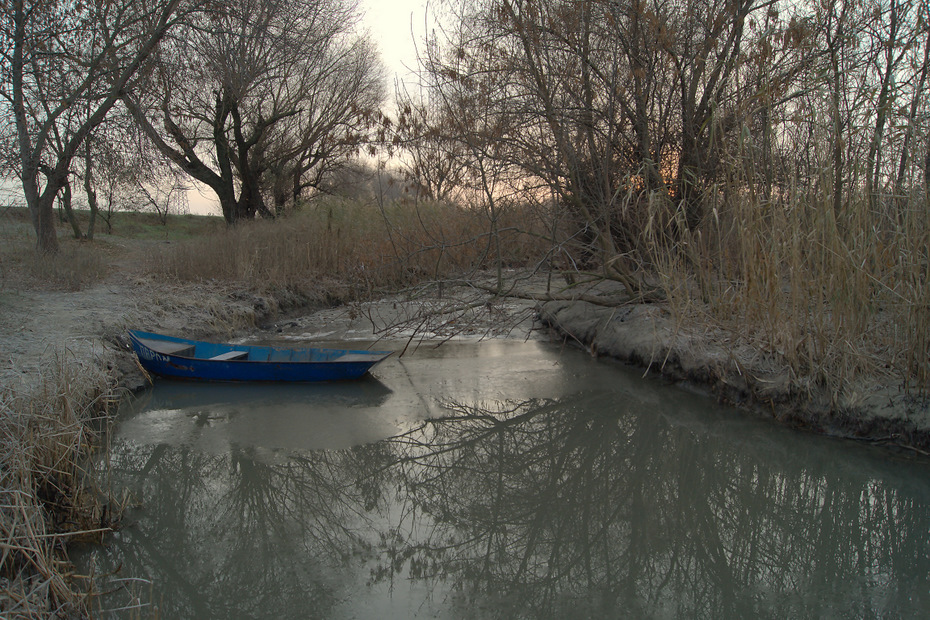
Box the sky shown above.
[361,0,431,82]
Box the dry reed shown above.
[0,349,118,617]
[647,157,930,401]
[0,233,107,293]
[146,197,549,296]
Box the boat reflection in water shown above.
[118,377,394,453]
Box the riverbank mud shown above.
[4,267,927,453]
[537,299,930,452]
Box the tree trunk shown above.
[218,187,239,225]
[826,0,847,220]
[866,0,899,211]
[230,99,275,221]
[59,182,83,239]
[895,26,930,211]
[35,193,60,254]
[84,151,98,241]
[12,0,59,253]
[103,185,115,234]
[676,130,704,231]
[83,141,98,240]
[925,144,930,196]
[290,169,303,208]
[627,0,664,194]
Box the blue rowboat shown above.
[128,330,392,382]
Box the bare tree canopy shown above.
[122,0,386,225]
[0,0,186,254]
[401,0,929,292]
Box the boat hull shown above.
[129,330,392,382]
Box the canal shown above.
[76,339,930,618]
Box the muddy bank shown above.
[1,276,546,404]
[0,278,326,396]
[5,268,927,454]
[538,299,930,452]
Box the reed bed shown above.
[0,350,118,617]
[147,197,549,295]
[650,175,930,401]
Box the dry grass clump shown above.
[1,234,107,293]
[28,244,108,292]
[0,349,118,617]
[146,197,549,295]
[1,208,107,292]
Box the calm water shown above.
[76,340,930,618]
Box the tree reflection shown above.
[373,397,930,619]
[79,394,930,618]
[83,441,376,617]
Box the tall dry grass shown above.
[0,350,118,617]
[649,161,930,400]
[147,197,549,295]
[0,232,107,293]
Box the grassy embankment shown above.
[0,199,546,616]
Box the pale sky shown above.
[361,0,431,81]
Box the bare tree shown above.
[123,0,385,225]
[79,116,153,235]
[392,83,470,203]
[261,35,386,214]
[58,109,141,240]
[0,0,184,254]
[411,0,920,291]
[117,127,191,225]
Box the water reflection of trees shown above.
[82,395,930,618]
[86,442,377,618]
[376,397,930,618]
